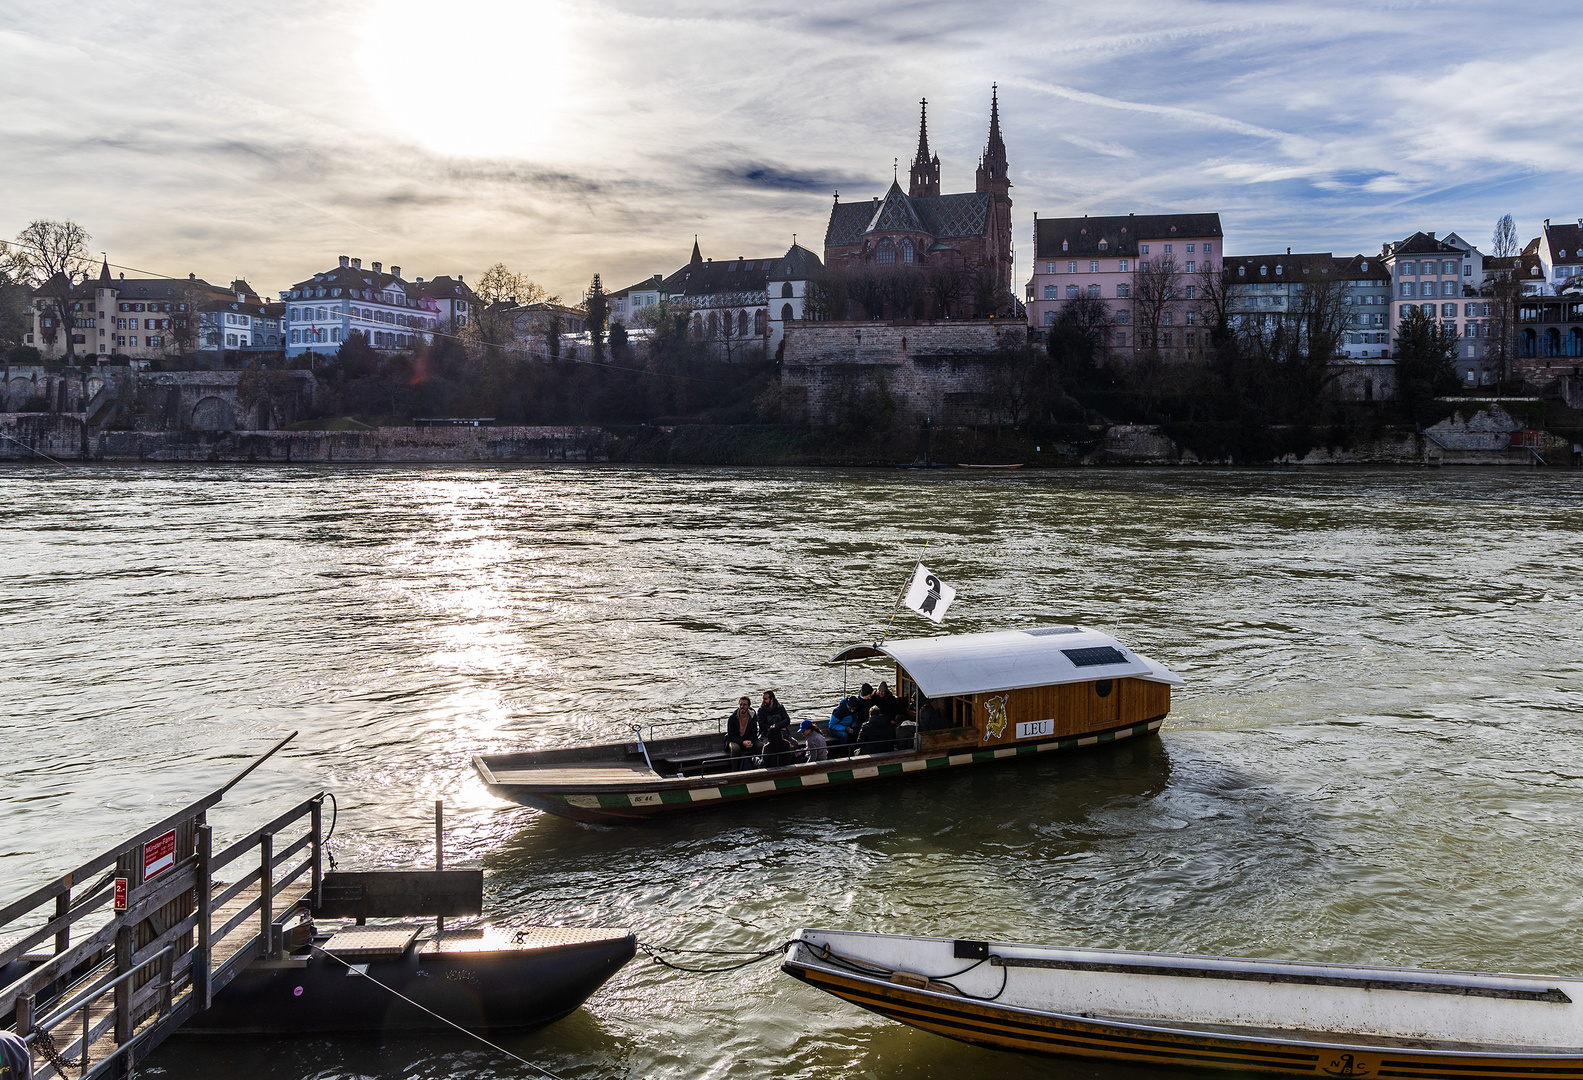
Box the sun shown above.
[355,0,572,158]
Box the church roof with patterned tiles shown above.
[825,190,992,247]
[1034,213,1223,260]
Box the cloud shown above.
[0,0,1578,295]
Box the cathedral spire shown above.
[976,83,1009,193]
[908,97,941,198]
[690,236,702,264]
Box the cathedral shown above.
[822,88,1013,314]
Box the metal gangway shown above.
[0,734,324,1078]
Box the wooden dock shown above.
[1,735,324,1079]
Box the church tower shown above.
[909,98,941,198]
[975,85,1013,293]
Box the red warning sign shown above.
[143,830,177,881]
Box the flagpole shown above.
[877,540,928,647]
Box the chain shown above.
[32,1028,88,1075]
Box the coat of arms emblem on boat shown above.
[984,695,1008,740]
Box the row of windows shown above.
[875,240,916,264]
[692,309,769,338]
[1396,261,1463,277]
[1052,242,1212,259]
[118,302,172,313]
[1400,281,1460,297]
[118,318,167,330]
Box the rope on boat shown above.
[636,940,794,974]
[802,940,1010,1002]
[309,945,572,1080]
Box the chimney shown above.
[457,274,463,282]
[372,261,382,273]
[416,276,424,283]
[352,258,361,270]
[391,266,401,278]
[339,255,349,268]
[1427,232,1435,240]
[189,272,195,281]
[1287,247,1291,255]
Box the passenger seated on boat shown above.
[798,719,828,762]
[916,696,949,732]
[874,682,906,721]
[725,696,760,769]
[757,691,795,767]
[827,693,863,754]
[856,706,898,754]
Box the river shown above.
[3,464,1582,1079]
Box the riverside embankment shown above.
[0,405,1573,466]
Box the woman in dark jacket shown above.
[725,696,759,769]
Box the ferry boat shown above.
[473,626,1183,824]
[782,929,1583,1079]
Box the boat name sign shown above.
[1015,719,1055,739]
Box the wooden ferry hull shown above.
[476,716,1164,824]
[783,931,1583,1079]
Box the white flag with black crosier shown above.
[903,563,956,624]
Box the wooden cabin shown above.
[831,626,1181,751]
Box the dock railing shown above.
[1,740,325,1079]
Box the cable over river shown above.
[3,464,1582,1080]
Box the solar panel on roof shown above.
[1023,627,1082,636]
[1063,646,1127,667]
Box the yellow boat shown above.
[783,929,1583,1078]
[474,626,1182,824]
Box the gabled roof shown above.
[831,627,1182,698]
[1223,252,1336,282]
[914,192,992,240]
[1383,232,1462,257]
[767,243,824,281]
[663,255,784,298]
[867,182,927,235]
[1033,213,1223,260]
[1544,221,1583,261]
[414,275,479,303]
[1331,254,1389,283]
[826,201,879,246]
[613,274,666,298]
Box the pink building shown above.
[1026,213,1224,362]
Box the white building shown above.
[1380,231,1492,384]
[282,256,479,360]
[1533,217,1583,295]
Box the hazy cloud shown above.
[0,0,1578,296]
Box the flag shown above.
[903,563,956,623]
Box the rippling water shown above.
[3,464,1583,1079]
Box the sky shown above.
[1,0,1579,302]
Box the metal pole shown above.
[259,833,274,959]
[877,541,929,647]
[194,824,212,1011]
[310,798,323,913]
[434,801,445,936]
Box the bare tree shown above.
[1194,260,1236,345]
[10,220,93,361]
[1484,263,1521,387]
[1132,256,1180,359]
[970,264,1008,317]
[800,271,842,321]
[879,267,926,319]
[1492,214,1519,260]
[474,262,552,306]
[926,259,971,319]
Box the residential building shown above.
[608,275,667,327]
[822,91,1014,314]
[281,256,479,360]
[1529,218,1583,295]
[197,279,278,351]
[27,259,261,362]
[1224,252,1391,360]
[766,243,823,352]
[1379,232,1491,384]
[1026,212,1224,362]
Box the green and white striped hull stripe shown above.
[561,720,1161,810]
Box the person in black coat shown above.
[725,695,760,769]
[757,690,795,767]
[856,706,898,754]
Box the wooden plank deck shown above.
[489,762,657,785]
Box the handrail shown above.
[27,946,174,1036]
[211,795,322,871]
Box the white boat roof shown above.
[831,627,1183,699]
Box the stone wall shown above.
[779,320,1019,426]
[0,416,611,463]
[1,365,316,431]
